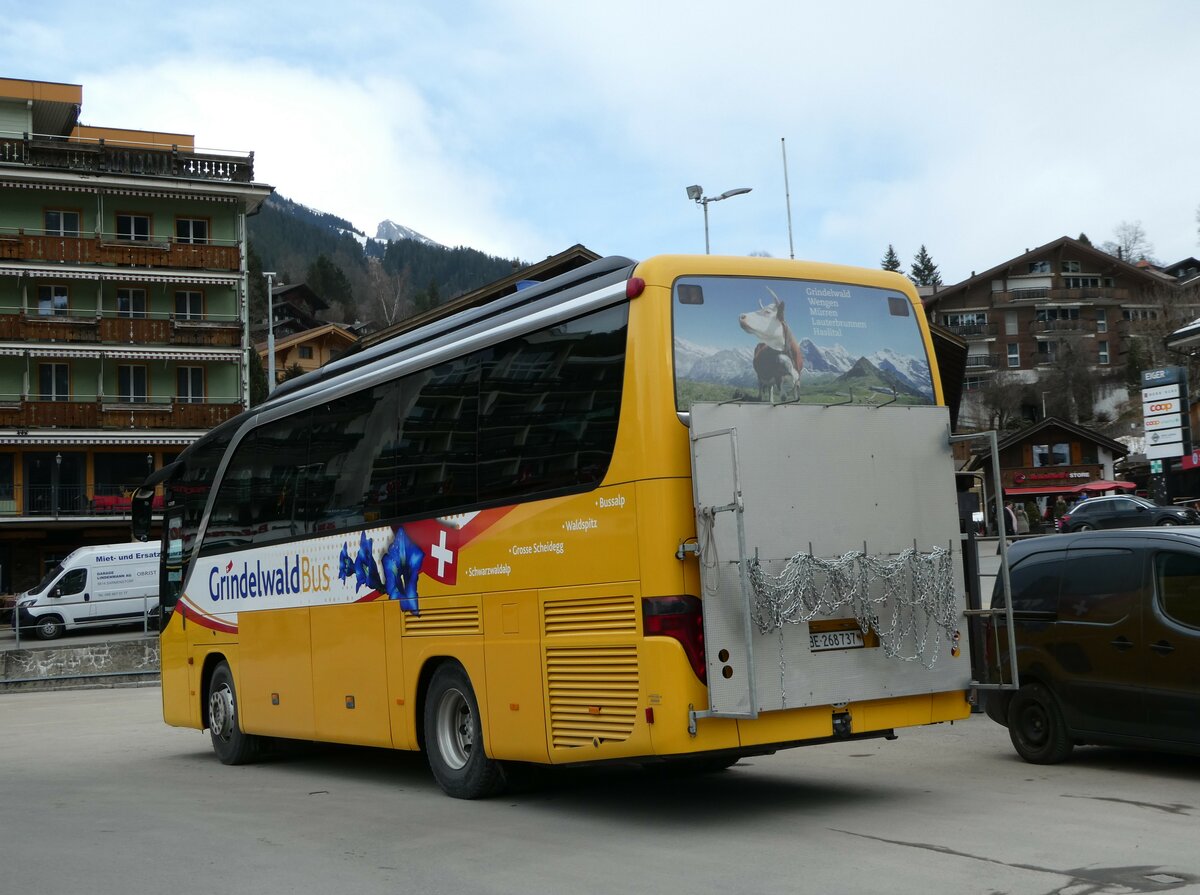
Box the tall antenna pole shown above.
[781,137,795,260]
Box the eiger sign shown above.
[1142,367,1186,387]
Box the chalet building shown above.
[250,281,328,343]
[257,322,357,385]
[0,76,271,589]
[924,236,1197,428]
[966,416,1132,526]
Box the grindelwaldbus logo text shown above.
[209,556,331,601]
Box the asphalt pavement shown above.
[2,687,1197,895]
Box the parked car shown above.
[980,529,1200,763]
[1057,495,1200,532]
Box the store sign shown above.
[1145,413,1183,430]
[1143,398,1182,416]
[1148,428,1183,445]
[1147,441,1187,460]
[1142,384,1180,403]
[1142,367,1186,387]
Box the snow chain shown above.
[747,546,957,668]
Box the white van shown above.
[14,543,160,640]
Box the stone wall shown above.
[0,638,160,691]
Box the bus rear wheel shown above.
[207,661,261,765]
[424,663,503,799]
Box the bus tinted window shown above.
[203,414,311,554]
[303,384,401,532]
[172,428,235,561]
[673,277,934,410]
[394,356,479,519]
[478,304,627,502]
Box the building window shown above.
[1096,308,1107,333]
[37,284,69,316]
[1035,307,1080,323]
[175,218,209,244]
[1028,261,1050,274]
[175,290,203,320]
[118,365,148,403]
[38,363,69,401]
[117,288,147,318]
[1007,344,1019,368]
[1064,276,1104,290]
[177,367,205,403]
[1005,311,1018,335]
[1037,340,1059,363]
[1122,308,1159,322]
[298,345,314,360]
[963,376,985,392]
[1061,260,1082,273]
[1032,443,1071,467]
[44,210,80,236]
[1099,340,1110,365]
[116,213,150,242]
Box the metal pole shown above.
[703,201,711,255]
[781,137,795,260]
[263,271,276,394]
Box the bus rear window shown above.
[673,276,934,411]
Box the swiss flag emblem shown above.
[405,520,461,586]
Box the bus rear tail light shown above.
[643,595,706,683]
[626,277,645,299]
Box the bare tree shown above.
[1100,220,1156,264]
[366,257,411,328]
[979,370,1027,430]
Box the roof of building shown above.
[971,415,1129,462]
[923,235,1173,309]
[254,322,357,355]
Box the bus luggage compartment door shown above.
[689,401,972,717]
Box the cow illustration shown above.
[738,290,803,401]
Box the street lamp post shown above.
[53,452,62,518]
[263,271,277,394]
[686,185,752,254]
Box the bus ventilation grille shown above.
[543,595,638,636]
[545,645,639,749]
[401,604,481,636]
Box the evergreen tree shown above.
[305,254,354,309]
[909,245,943,287]
[247,242,267,325]
[881,244,902,272]
[247,346,268,407]
[1077,232,1092,247]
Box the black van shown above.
[982,529,1200,763]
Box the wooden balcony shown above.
[0,232,239,271]
[965,354,1001,369]
[0,313,240,347]
[945,322,998,339]
[0,134,253,183]
[0,399,241,429]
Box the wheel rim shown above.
[1078,523,1094,531]
[1017,701,1049,748]
[209,683,235,744]
[1160,519,1177,526]
[434,686,473,770]
[38,619,57,637]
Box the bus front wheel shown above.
[207,661,261,765]
[424,663,503,799]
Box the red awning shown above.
[1004,480,1137,497]
[1003,485,1074,496]
[1077,480,1137,493]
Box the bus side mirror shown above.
[131,492,153,542]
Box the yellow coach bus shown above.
[135,254,973,798]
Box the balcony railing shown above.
[0,484,165,518]
[944,322,998,338]
[0,397,242,429]
[1030,319,1086,334]
[0,309,241,347]
[0,229,240,271]
[965,354,1000,369]
[0,132,254,183]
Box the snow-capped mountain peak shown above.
[376,219,442,247]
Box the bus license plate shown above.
[809,630,865,652]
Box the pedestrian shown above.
[1014,503,1030,534]
[1003,501,1018,536]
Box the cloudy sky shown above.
[3,1,1198,282]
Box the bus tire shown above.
[1007,683,1072,765]
[207,661,261,765]
[424,663,503,799]
[34,615,64,640]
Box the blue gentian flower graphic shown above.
[353,530,383,592]
[382,527,424,615]
[338,542,354,584]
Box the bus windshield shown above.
[673,276,935,410]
